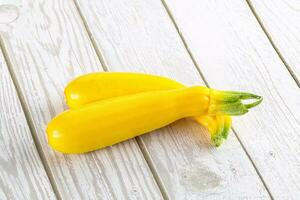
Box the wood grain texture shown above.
[0,48,55,199]
[162,0,300,199]
[250,0,300,83]
[0,0,162,199]
[75,0,269,199]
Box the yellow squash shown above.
[48,85,262,153]
[64,72,231,146]
[65,73,184,108]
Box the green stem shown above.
[209,90,263,116]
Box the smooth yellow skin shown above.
[65,72,184,108]
[64,72,232,145]
[48,86,211,153]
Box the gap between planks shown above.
[159,0,274,198]
[72,0,168,199]
[72,0,108,71]
[0,36,61,200]
[245,0,300,88]
[159,0,209,87]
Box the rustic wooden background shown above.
[0,0,299,199]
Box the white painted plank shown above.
[162,0,300,199]
[0,47,55,199]
[250,0,300,83]
[0,1,162,199]
[75,0,269,199]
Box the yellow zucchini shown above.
[65,73,184,108]
[48,85,262,153]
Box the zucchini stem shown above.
[209,90,263,116]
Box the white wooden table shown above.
[0,0,299,199]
